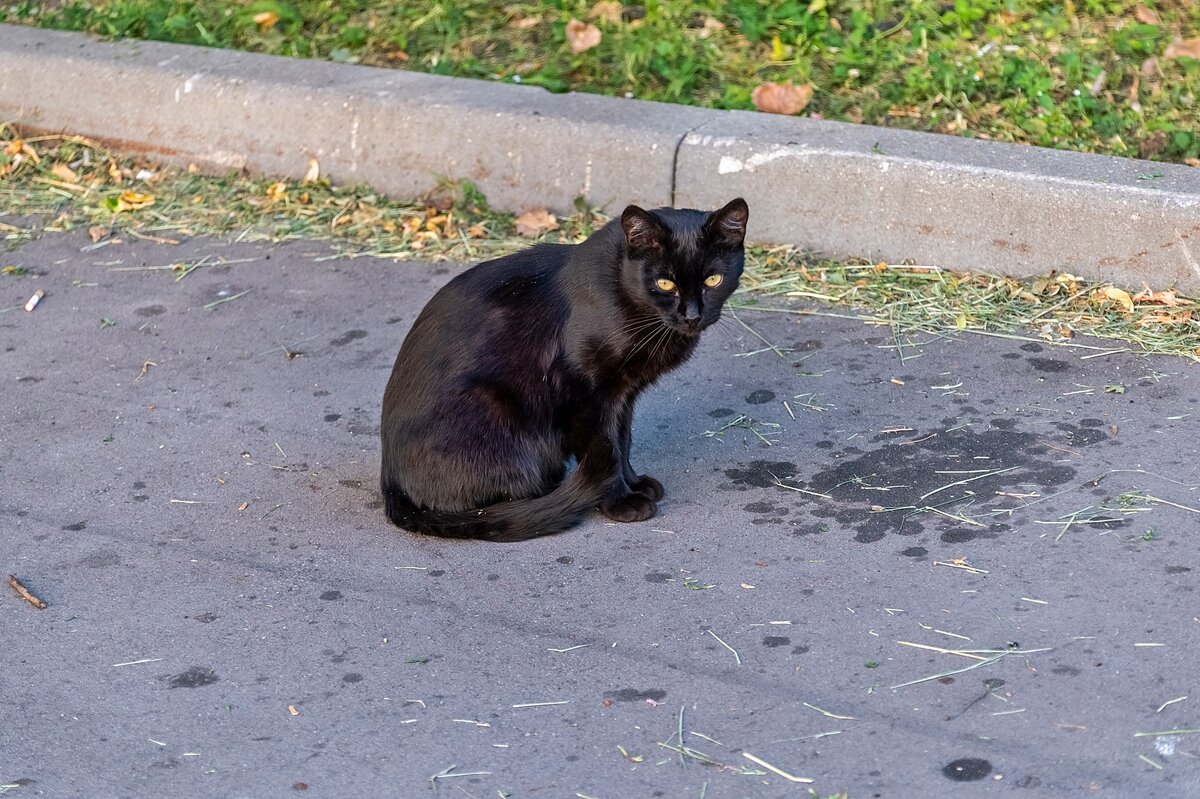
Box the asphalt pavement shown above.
[2,229,1199,798]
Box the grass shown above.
[4,1,1200,163]
[2,126,1198,361]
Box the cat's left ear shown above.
[703,198,749,248]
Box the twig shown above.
[203,289,253,311]
[8,574,47,609]
[740,753,813,783]
[706,629,741,666]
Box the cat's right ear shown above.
[621,205,665,258]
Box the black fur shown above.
[380,198,749,541]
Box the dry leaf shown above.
[566,19,602,53]
[695,16,726,38]
[1133,4,1160,24]
[118,191,155,210]
[266,182,287,202]
[514,208,559,236]
[51,163,79,183]
[1164,38,1200,60]
[588,1,622,24]
[751,81,814,115]
[88,225,110,242]
[1101,286,1134,313]
[253,11,280,30]
[512,16,540,29]
[1133,287,1182,306]
[1141,57,1159,77]
[303,158,320,183]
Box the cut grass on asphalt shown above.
[2,128,1197,362]
[4,1,1200,163]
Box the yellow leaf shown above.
[253,11,280,30]
[770,35,787,62]
[51,163,79,183]
[119,190,155,210]
[1102,286,1134,313]
[751,81,814,116]
[303,158,320,183]
[565,19,602,53]
[266,182,287,202]
[955,312,967,330]
[514,208,559,237]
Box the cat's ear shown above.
[621,205,665,258]
[703,198,749,248]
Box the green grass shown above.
[3,1,1200,162]
[3,128,1198,361]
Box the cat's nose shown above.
[683,299,702,322]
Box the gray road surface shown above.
[2,230,1199,798]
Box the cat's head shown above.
[620,198,748,335]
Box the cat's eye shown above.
[655,278,677,292]
[703,274,723,288]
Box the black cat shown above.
[380,198,749,541]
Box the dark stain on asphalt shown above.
[1054,422,1109,447]
[135,305,167,317]
[732,425,1079,544]
[167,666,220,689]
[763,636,790,648]
[62,521,87,531]
[743,501,781,514]
[342,673,363,684]
[194,612,218,623]
[942,758,992,781]
[324,413,342,422]
[707,407,736,418]
[604,688,667,702]
[901,546,928,557]
[17,376,41,383]
[745,389,776,405]
[1052,664,1082,676]
[78,548,120,568]
[556,556,574,565]
[644,572,673,583]
[319,590,343,601]
[724,461,797,489]
[1028,357,1070,373]
[1166,565,1192,574]
[792,645,810,654]
[330,330,368,347]
[1020,342,1044,352]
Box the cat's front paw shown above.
[601,492,658,523]
[629,474,664,501]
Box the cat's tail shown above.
[381,462,613,542]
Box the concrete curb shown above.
[2,24,1198,291]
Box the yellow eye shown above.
[704,274,723,288]
[655,278,676,292]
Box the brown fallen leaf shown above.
[1164,38,1200,61]
[514,208,559,237]
[88,225,111,242]
[695,16,725,38]
[566,19,602,53]
[751,81,814,116]
[1133,287,1182,306]
[588,0,622,24]
[1133,4,1160,24]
